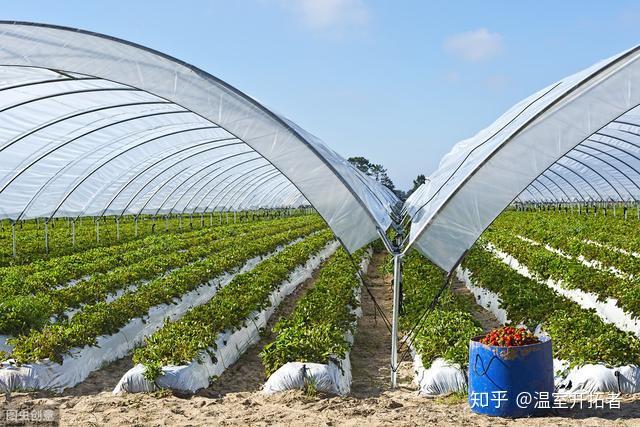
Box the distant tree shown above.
[408,174,426,196]
[348,156,396,191]
[393,189,407,201]
[347,157,423,201]
[347,156,371,175]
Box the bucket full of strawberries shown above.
[468,326,554,418]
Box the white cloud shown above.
[443,28,503,62]
[280,0,369,31]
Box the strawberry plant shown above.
[462,241,640,368]
[260,247,368,377]
[133,230,335,376]
[400,250,482,368]
[0,217,317,335]
[7,219,325,363]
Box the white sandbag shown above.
[114,241,340,394]
[0,239,300,393]
[262,355,353,396]
[261,249,371,396]
[561,364,640,394]
[413,355,466,396]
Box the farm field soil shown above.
[2,251,640,426]
[5,388,640,426]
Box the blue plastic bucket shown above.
[468,334,554,418]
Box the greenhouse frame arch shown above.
[4,21,640,388]
[0,21,399,257]
[404,45,640,273]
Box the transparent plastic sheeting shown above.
[406,45,640,272]
[0,22,397,254]
[518,113,640,203]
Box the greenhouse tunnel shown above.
[0,21,399,256]
[5,21,640,389]
[404,44,640,274]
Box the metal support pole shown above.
[95,218,100,243]
[11,221,16,258]
[391,253,402,388]
[210,212,213,227]
[165,215,169,232]
[72,220,76,246]
[234,210,237,223]
[134,216,139,237]
[44,220,49,254]
[116,218,121,240]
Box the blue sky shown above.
[4,1,640,190]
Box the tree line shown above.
[347,156,425,201]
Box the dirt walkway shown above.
[351,251,415,398]
[64,355,135,396]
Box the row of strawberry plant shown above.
[0,210,308,267]
[496,210,640,259]
[401,250,482,369]
[462,242,640,368]
[0,216,311,298]
[0,215,197,267]
[0,217,319,336]
[133,229,336,378]
[260,247,367,377]
[484,227,640,320]
[0,219,272,295]
[6,222,325,364]
[492,212,640,277]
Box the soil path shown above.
[350,251,415,398]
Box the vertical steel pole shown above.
[134,216,139,237]
[11,221,16,258]
[116,218,121,240]
[165,215,169,232]
[95,218,100,243]
[72,220,76,246]
[391,253,402,388]
[44,220,49,254]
